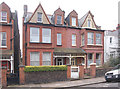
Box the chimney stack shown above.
[24,5,28,17]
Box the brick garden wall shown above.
[96,67,113,77]
[25,70,68,84]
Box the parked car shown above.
[105,64,120,82]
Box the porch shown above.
[53,48,86,66]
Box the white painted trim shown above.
[56,58,63,65]
[0,46,7,48]
[0,59,11,61]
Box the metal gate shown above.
[71,66,79,79]
[7,73,19,85]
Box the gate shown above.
[71,66,79,78]
[7,73,19,85]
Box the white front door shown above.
[56,58,63,65]
[71,66,79,79]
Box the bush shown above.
[108,57,120,67]
[24,65,67,72]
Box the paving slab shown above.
[8,77,106,88]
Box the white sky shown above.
[0,0,119,52]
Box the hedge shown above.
[24,65,67,72]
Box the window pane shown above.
[82,34,84,46]
[30,52,40,66]
[72,34,76,46]
[88,20,91,27]
[42,28,51,43]
[42,52,51,65]
[57,33,62,45]
[57,15,61,24]
[0,32,6,46]
[96,33,101,44]
[37,12,42,22]
[30,27,39,42]
[87,53,93,66]
[1,12,7,21]
[87,32,93,44]
[72,17,76,26]
[96,53,101,66]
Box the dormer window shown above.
[57,15,62,24]
[88,19,91,27]
[37,12,42,23]
[1,11,7,22]
[72,17,76,26]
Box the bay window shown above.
[87,32,94,44]
[87,53,93,66]
[96,33,102,44]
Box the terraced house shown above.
[23,4,104,68]
[0,2,20,73]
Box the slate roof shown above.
[54,48,86,54]
[78,12,89,27]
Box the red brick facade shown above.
[22,4,104,67]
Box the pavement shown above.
[8,77,106,88]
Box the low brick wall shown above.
[96,67,113,77]
[25,70,68,84]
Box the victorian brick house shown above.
[0,2,20,73]
[23,4,104,68]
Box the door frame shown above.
[56,58,63,65]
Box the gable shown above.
[70,10,78,17]
[82,13,96,29]
[29,4,50,24]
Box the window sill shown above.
[87,44,94,46]
[72,45,76,47]
[0,46,7,48]
[0,21,7,22]
[95,44,103,46]
[57,45,62,46]
[29,42,52,44]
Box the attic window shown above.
[37,12,42,23]
[1,11,7,22]
[57,15,62,24]
[72,17,76,26]
[88,19,91,27]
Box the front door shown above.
[56,58,63,65]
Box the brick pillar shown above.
[67,64,71,79]
[19,65,25,84]
[90,63,96,78]
[1,67,7,87]
[78,64,85,79]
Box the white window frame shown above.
[57,15,62,24]
[42,52,51,66]
[57,33,62,45]
[30,52,40,66]
[1,11,7,22]
[96,33,102,45]
[56,58,63,65]
[81,34,85,46]
[37,12,42,23]
[42,28,51,43]
[72,34,76,46]
[87,53,93,67]
[0,32,7,48]
[87,32,94,45]
[30,27,40,43]
[96,53,101,66]
[72,17,76,26]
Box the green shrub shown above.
[24,65,67,72]
[108,57,120,67]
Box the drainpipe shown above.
[25,23,27,65]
